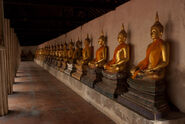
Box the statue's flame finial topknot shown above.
[122,24,125,30]
[155,12,159,22]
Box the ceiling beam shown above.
[15,28,67,32]
[4,0,116,10]
[8,17,86,21]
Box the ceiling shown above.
[4,0,129,46]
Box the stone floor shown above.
[0,61,115,124]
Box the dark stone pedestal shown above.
[72,65,88,80]
[81,67,102,88]
[94,71,127,99]
[56,59,62,71]
[60,61,67,72]
[117,78,169,120]
[51,58,57,67]
[64,63,76,75]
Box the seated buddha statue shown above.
[104,24,130,73]
[60,42,68,71]
[88,31,107,69]
[45,46,49,63]
[72,38,82,63]
[43,47,47,61]
[130,13,169,80]
[49,45,54,65]
[62,42,68,62]
[55,44,60,66]
[47,45,51,64]
[67,40,75,64]
[51,45,54,58]
[57,44,63,68]
[72,35,92,79]
[58,44,63,60]
[55,45,59,58]
[76,34,92,66]
[52,45,57,66]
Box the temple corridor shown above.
[0,62,114,124]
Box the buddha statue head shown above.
[98,31,106,46]
[84,34,90,47]
[118,24,127,44]
[69,40,74,49]
[151,12,163,40]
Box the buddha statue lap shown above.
[118,13,170,119]
[72,35,92,80]
[94,25,129,98]
[81,32,108,88]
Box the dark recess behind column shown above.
[4,0,129,46]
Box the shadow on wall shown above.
[165,14,185,112]
[127,24,135,71]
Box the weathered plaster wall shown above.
[39,0,185,113]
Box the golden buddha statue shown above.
[55,45,59,58]
[50,45,54,57]
[104,24,130,73]
[55,44,60,66]
[57,44,63,68]
[48,45,51,59]
[58,44,63,59]
[60,42,68,71]
[130,13,169,80]
[72,38,82,63]
[76,34,92,65]
[88,31,107,68]
[62,42,68,62]
[67,40,75,63]
[48,45,54,65]
[72,34,92,80]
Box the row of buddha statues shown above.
[35,13,170,119]
[36,12,169,81]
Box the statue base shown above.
[51,58,57,67]
[117,78,170,120]
[72,65,87,80]
[56,59,62,71]
[81,67,102,88]
[94,70,127,99]
[60,61,67,72]
[64,63,76,75]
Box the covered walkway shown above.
[0,62,114,124]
